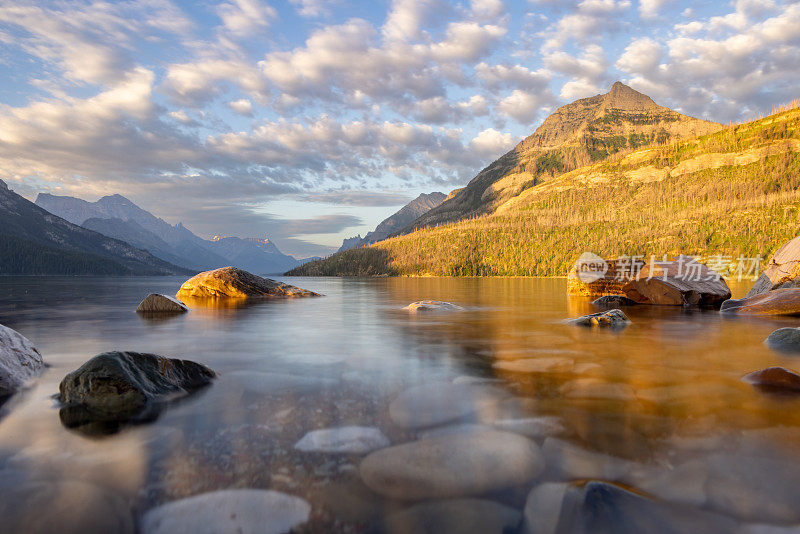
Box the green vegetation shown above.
[290,105,800,278]
[0,235,131,275]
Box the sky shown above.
[0,0,798,257]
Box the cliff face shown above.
[337,192,446,252]
[405,82,722,232]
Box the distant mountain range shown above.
[289,82,800,277]
[0,180,188,275]
[337,192,446,252]
[35,193,303,274]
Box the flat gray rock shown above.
[418,423,495,439]
[0,323,44,398]
[141,489,310,534]
[493,416,567,439]
[389,382,509,429]
[765,327,800,353]
[404,300,463,312]
[359,430,544,500]
[294,426,390,454]
[384,498,521,533]
[493,357,574,374]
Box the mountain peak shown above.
[0,179,7,190]
[603,81,657,111]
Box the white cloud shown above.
[476,62,552,89]
[471,0,505,19]
[616,37,662,73]
[290,0,337,17]
[469,128,517,157]
[217,0,277,38]
[229,98,254,116]
[639,0,673,19]
[497,89,546,123]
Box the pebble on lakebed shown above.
[294,426,390,454]
[141,489,311,534]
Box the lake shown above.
[2,275,800,533]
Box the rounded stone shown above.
[359,430,544,500]
[403,300,464,312]
[0,323,44,398]
[136,293,188,313]
[294,426,390,454]
[141,489,311,534]
[389,382,509,429]
[765,328,800,353]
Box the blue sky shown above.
[0,0,798,257]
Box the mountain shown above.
[36,194,301,273]
[288,99,800,277]
[337,192,446,252]
[36,194,229,270]
[404,82,722,233]
[0,181,188,275]
[207,236,299,274]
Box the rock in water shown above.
[404,300,463,312]
[141,489,310,534]
[765,327,800,352]
[742,367,800,392]
[136,293,188,313]
[721,289,800,316]
[388,383,510,429]
[622,256,730,307]
[746,235,800,297]
[359,430,544,500]
[524,480,736,534]
[59,351,215,420]
[0,323,44,399]
[176,266,319,299]
[383,499,521,534]
[569,309,631,328]
[591,295,638,308]
[294,426,390,454]
[567,257,645,298]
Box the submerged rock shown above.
[388,382,509,429]
[746,235,800,297]
[569,309,631,328]
[403,300,463,312]
[591,295,638,308]
[0,323,44,399]
[383,498,521,534]
[721,289,800,316]
[622,256,730,307]
[523,480,736,534]
[59,351,215,422]
[542,438,636,480]
[141,489,310,534]
[0,477,134,534]
[176,266,320,299]
[560,379,636,401]
[136,293,188,313]
[493,416,567,439]
[359,430,544,500]
[493,357,574,374]
[742,367,800,392]
[294,426,390,454]
[765,327,800,352]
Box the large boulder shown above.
[359,430,544,500]
[567,256,645,298]
[765,327,800,352]
[141,489,310,534]
[404,300,463,312]
[523,480,736,534]
[176,266,319,299]
[0,324,44,399]
[746,235,800,297]
[136,293,188,313]
[59,351,215,422]
[591,295,638,308]
[721,288,800,315]
[622,256,730,307]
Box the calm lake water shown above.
[2,276,800,533]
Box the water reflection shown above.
[1,276,800,531]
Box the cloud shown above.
[497,89,548,123]
[615,37,661,74]
[639,0,673,18]
[469,128,518,157]
[296,190,413,206]
[229,98,254,116]
[216,0,277,38]
[290,0,338,17]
